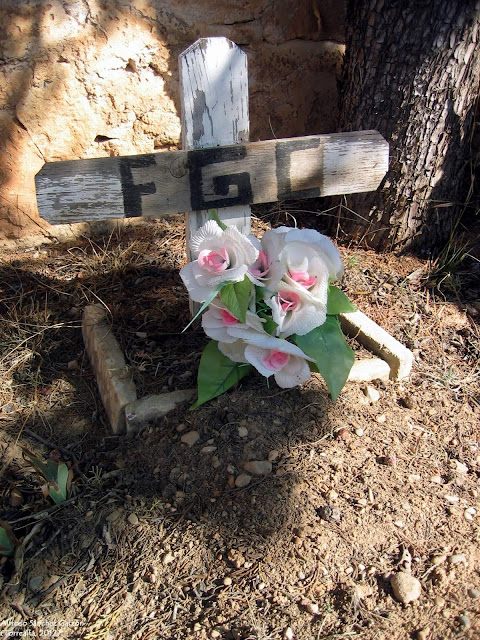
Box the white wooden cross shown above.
[34,38,411,435]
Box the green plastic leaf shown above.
[258,311,278,336]
[191,340,252,409]
[182,284,222,333]
[220,276,251,323]
[294,316,354,400]
[0,521,16,557]
[327,285,357,315]
[208,209,228,231]
[22,449,70,504]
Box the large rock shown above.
[0,0,345,241]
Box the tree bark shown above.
[332,0,480,252]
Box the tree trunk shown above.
[332,0,480,252]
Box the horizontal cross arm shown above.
[35,130,388,225]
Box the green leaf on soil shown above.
[22,449,71,504]
[0,521,17,557]
[191,340,252,409]
[294,316,354,400]
[219,276,251,323]
[327,285,357,315]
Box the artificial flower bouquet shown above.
[180,213,356,409]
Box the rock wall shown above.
[0,0,344,241]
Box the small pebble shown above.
[227,549,245,569]
[390,571,421,604]
[317,505,342,522]
[193,623,202,632]
[355,584,373,599]
[303,601,319,615]
[211,630,221,639]
[431,554,447,566]
[106,507,124,522]
[10,488,24,507]
[400,394,415,409]
[201,445,217,454]
[355,427,364,436]
[444,494,459,504]
[335,428,352,442]
[464,507,476,521]
[244,460,272,475]
[416,628,430,640]
[237,426,248,438]
[283,627,294,640]
[451,459,469,474]
[181,431,200,447]
[127,513,139,525]
[223,576,232,586]
[364,385,381,403]
[28,575,43,592]
[268,450,279,462]
[162,552,175,565]
[468,587,480,599]
[448,553,467,566]
[458,614,471,629]
[235,473,252,488]
[434,595,445,608]
[430,475,443,484]
[376,414,387,424]
[383,453,397,467]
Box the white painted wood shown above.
[179,37,251,266]
[35,131,389,225]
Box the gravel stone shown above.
[244,460,272,475]
[448,553,467,566]
[390,571,421,604]
[181,430,200,447]
[162,552,175,565]
[235,473,252,488]
[458,614,471,629]
[28,575,44,591]
[364,385,381,402]
[127,513,139,525]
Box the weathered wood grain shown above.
[179,37,252,267]
[36,131,389,225]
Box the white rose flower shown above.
[264,228,343,330]
[180,220,258,302]
[225,327,314,388]
[266,283,325,337]
[202,300,266,343]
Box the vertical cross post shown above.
[179,37,251,314]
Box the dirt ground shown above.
[0,211,479,640]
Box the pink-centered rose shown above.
[261,227,344,333]
[202,300,266,343]
[223,328,314,388]
[180,220,258,302]
[266,282,326,338]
